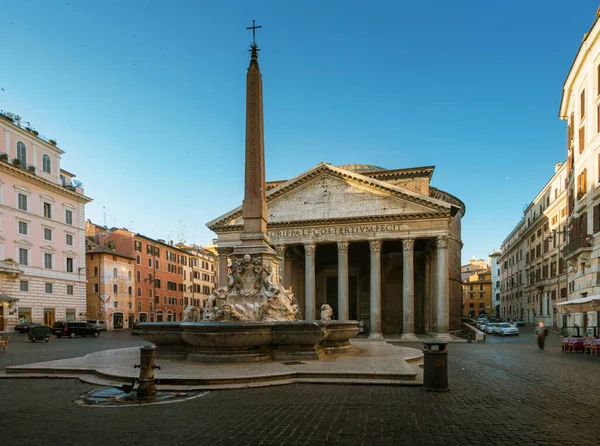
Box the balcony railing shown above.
[563,235,592,258]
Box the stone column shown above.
[401,239,418,340]
[424,252,431,333]
[435,236,452,341]
[216,247,232,288]
[275,245,286,286]
[304,243,316,321]
[337,241,349,320]
[369,240,383,340]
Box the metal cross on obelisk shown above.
[246,19,262,47]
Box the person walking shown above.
[535,320,549,351]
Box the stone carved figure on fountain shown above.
[207,253,300,322]
[320,304,334,321]
[183,306,201,322]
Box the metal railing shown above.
[563,236,592,258]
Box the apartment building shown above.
[0,111,92,331]
[489,251,501,317]
[558,9,600,331]
[499,163,568,325]
[176,243,217,310]
[462,267,492,318]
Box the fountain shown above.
[136,22,359,363]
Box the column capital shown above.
[216,247,234,257]
[275,245,286,257]
[337,241,349,253]
[304,243,316,256]
[402,238,415,251]
[436,235,449,249]
[369,240,382,253]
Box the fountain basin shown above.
[318,320,361,353]
[136,320,360,363]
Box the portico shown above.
[208,163,465,338]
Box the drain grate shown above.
[281,361,306,365]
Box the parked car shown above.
[513,319,525,327]
[28,324,51,342]
[485,323,498,334]
[496,322,519,336]
[14,321,41,333]
[87,319,107,331]
[52,321,100,338]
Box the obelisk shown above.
[234,21,276,258]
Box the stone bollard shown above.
[134,346,161,400]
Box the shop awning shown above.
[555,295,600,313]
[0,294,19,303]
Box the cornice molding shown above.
[212,211,452,233]
[0,162,92,203]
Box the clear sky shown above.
[1,0,597,262]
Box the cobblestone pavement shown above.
[1,326,599,446]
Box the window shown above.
[128,286,132,295]
[19,248,29,265]
[128,271,132,279]
[44,228,53,241]
[45,283,53,294]
[65,209,73,225]
[66,233,73,246]
[42,154,51,173]
[581,89,586,119]
[94,283,99,293]
[43,202,52,219]
[113,284,118,293]
[18,221,28,235]
[148,258,152,267]
[479,303,484,308]
[137,302,142,311]
[67,285,74,295]
[135,241,142,252]
[17,193,28,211]
[66,257,74,272]
[136,271,141,281]
[114,300,118,308]
[94,266,98,276]
[136,255,141,264]
[44,253,53,269]
[20,280,28,292]
[113,268,118,278]
[137,287,141,296]
[579,125,586,154]
[16,141,27,166]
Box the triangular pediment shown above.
[208,163,452,230]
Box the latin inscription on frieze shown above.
[268,223,406,240]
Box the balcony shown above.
[0,259,24,278]
[563,235,592,259]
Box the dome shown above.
[337,164,386,173]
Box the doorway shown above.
[43,308,55,326]
[113,312,124,329]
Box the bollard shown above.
[423,340,449,392]
[134,346,161,400]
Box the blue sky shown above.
[1,0,597,262]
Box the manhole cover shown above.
[281,361,306,365]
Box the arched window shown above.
[113,284,118,293]
[94,283,99,293]
[128,271,132,279]
[16,141,27,166]
[113,268,117,278]
[128,286,132,295]
[94,266,98,276]
[42,154,51,173]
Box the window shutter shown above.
[582,212,588,237]
[594,205,600,233]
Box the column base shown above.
[400,332,419,341]
[433,332,453,342]
[368,332,384,340]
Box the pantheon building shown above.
[208,162,465,339]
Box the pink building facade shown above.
[0,113,92,331]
